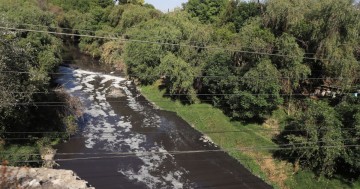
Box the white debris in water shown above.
[69,85,83,92]
[118,147,186,189]
[121,86,145,112]
[57,66,192,189]
[163,171,184,189]
[85,107,108,117]
[199,135,216,145]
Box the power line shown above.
[2,92,358,99]
[1,145,359,157]
[9,23,319,55]
[2,70,360,80]
[2,126,359,135]
[1,26,360,63]
[10,23,352,59]
[2,96,356,107]
[3,136,359,149]
[1,95,355,108]
[8,156,302,165]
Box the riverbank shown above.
[139,80,360,189]
[0,165,93,189]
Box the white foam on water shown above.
[69,85,83,92]
[57,66,192,189]
[163,171,184,189]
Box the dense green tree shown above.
[0,0,64,141]
[336,96,360,177]
[279,100,343,176]
[231,59,282,120]
[185,0,227,23]
[273,33,310,94]
[117,0,144,5]
[119,4,161,31]
[219,1,261,32]
[49,0,114,12]
[265,0,360,90]
[124,12,210,86]
[0,36,34,111]
[124,16,183,83]
[202,50,236,107]
[235,17,275,66]
[0,32,61,135]
[158,53,197,101]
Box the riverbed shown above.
[54,64,271,189]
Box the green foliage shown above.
[49,0,114,12]
[119,4,161,31]
[158,53,197,101]
[230,59,283,120]
[63,115,78,136]
[124,12,210,85]
[238,17,275,54]
[100,40,124,68]
[202,50,236,106]
[0,0,56,26]
[265,0,360,89]
[219,1,261,32]
[185,0,227,23]
[279,100,343,176]
[117,0,144,5]
[273,33,310,91]
[0,37,33,131]
[0,145,38,166]
[0,0,68,166]
[336,96,360,177]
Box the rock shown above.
[0,166,94,189]
[40,147,58,168]
[106,87,125,98]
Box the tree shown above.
[185,0,227,23]
[49,0,114,12]
[202,50,236,106]
[219,1,261,32]
[117,0,144,5]
[265,0,360,91]
[235,17,276,67]
[279,100,343,176]
[336,96,360,178]
[124,12,211,85]
[124,16,183,83]
[229,59,282,120]
[119,4,161,31]
[0,0,64,137]
[0,33,40,134]
[158,53,197,101]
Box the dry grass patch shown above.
[263,118,280,136]
[237,143,292,189]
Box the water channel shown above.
[54,60,272,189]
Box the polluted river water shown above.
[54,64,272,189]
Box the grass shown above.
[0,145,38,166]
[140,80,360,189]
[0,136,63,167]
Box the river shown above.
[54,62,272,189]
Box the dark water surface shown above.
[55,64,272,189]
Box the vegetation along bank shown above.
[0,0,360,188]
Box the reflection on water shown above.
[55,66,272,189]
